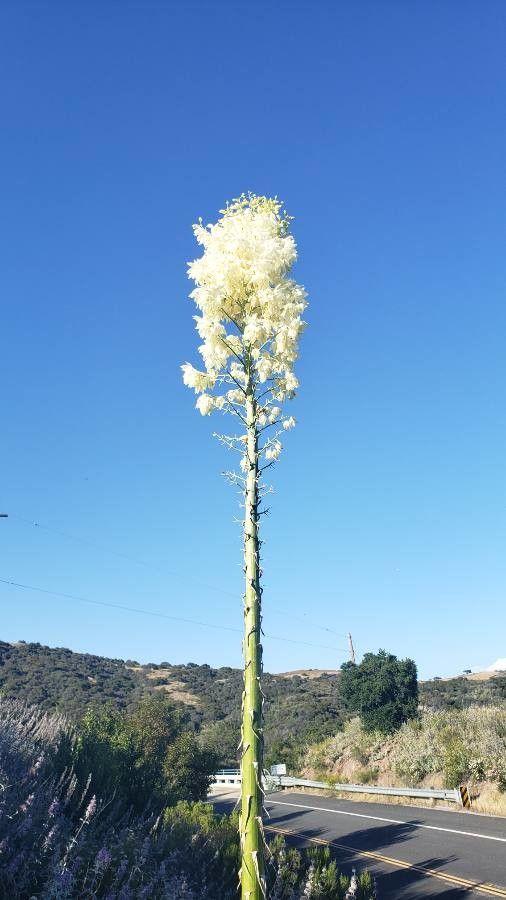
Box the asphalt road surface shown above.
[211,789,506,898]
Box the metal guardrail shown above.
[213,769,241,785]
[266,775,464,806]
[212,771,464,806]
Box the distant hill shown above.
[1,640,504,764]
[420,670,506,710]
[0,641,346,762]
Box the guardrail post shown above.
[459,784,471,809]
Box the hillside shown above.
[0,640,346,762]
[420,671,506,709]
[303,708,506,816]
[1,640,504,767]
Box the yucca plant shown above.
[182,193,307,898]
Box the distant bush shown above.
[340,650,418,734]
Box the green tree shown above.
[164,732,218,801]
[73,695,216,810]
[199,719,239,768]
[340,650,418,733]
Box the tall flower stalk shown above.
[182,194,307,899]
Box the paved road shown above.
[212,789,506,898]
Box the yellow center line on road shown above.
[264,824,506,898]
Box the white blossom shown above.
[181,363,215,393]
[345,870,358,898]
[182,193,307,459]
[226,389,244,405]
[265,440,282,461]
[196,394,215,416]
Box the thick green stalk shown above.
[239,388,265,900]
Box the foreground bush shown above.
[0,698,376,898]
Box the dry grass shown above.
[303,710,506,818]
[469,783,506,816]
[277,669,341,680]
[145,669,200,706]
[280,785,506,816]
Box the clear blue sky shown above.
[1,2,505,680]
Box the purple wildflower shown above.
[18,813,33,835]
[42,824,58,851]
[115,855,129,883]
[94,846,112,872]
[48,798,61,817]
[55,867,75,891]
[84,794,97,821]
[19,792,35,813]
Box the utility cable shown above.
[9,512,348,642]
[0,577,346,654]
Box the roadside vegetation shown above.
[2,641,505,820]
[2,640,504,771]
[305,707,506,815]
[0,697,376,898]
[301,651,506,816]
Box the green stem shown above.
[239,386,265,899]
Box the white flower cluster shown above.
[182,194,307,463]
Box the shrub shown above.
[340,650,418,734]
[391,707,506,788]
[73,694,217,811]
[163,731,217,801]
[0,697,377,898]
[355,766,379,785]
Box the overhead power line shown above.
[9,512,348,641]
[0,577,346,654]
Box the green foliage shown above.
[73,694,216,810]
[0,640,147,718]
[162,798,240,881]
[421,673,506,711]
[355,766,379,784]
[441,737,470,788]
[340,649,418,733]
[264,736,302,773]
[199,719,239,768]
[164,731,217,801]
[0,641,347,766]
